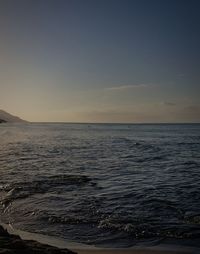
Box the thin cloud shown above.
[183,105,200,113]
[162,101,177,106]
[105,84,148,91]
[177,73,185,77]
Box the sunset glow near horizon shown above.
[0,0,200,123]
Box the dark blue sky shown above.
[0,0,200,122]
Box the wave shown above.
[98,216,200,239]
[0,174,94,208]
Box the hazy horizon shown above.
[0,0,200,123]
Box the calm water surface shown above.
[0,123,200,248]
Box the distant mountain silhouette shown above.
[0,110,26,123]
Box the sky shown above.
[0,0,200,123]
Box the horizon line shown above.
[27,121,200,125]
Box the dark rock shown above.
[0,227,9,237]
[0,119,7,124]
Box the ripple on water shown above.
[0,123,200,247]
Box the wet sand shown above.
[0,225,75,254]
[76,249,195,254]
[0,224,198,254]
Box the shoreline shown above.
[0,224,76,254]
[1,223,199,254]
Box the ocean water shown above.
[0,123,200,248]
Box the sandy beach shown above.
[0,224,75,254]
[76,249,196,254]
[1,223,199,254]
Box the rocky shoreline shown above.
[0,225,76,254]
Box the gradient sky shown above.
[0,0,200,122]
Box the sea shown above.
[0,123,200,248]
